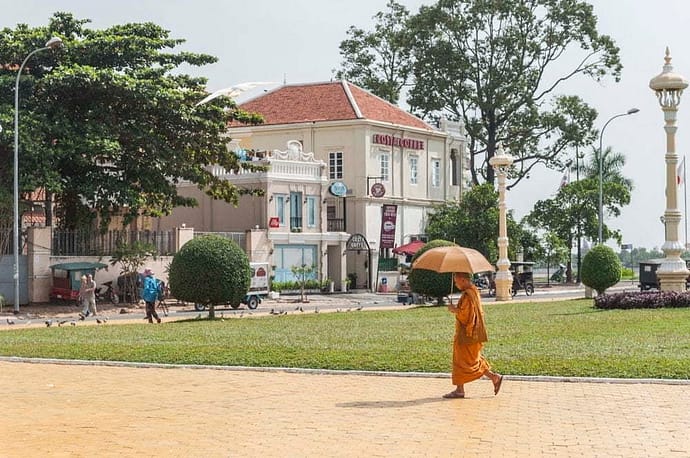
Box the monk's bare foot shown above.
[493,375,504,395]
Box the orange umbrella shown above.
[412,245,494,274]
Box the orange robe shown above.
[451,284,490,385]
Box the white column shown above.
[489,145,514,301]
[650,48,689,291]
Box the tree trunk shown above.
[45,191,53,227]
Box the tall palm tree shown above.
[567,146,633,279]
[574,146,633,192]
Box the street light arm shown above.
[600,113,627,147]
[14,43,59,163]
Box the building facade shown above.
[156,139,349,290]
[158,81,468,291]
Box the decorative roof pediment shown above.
[269,140,324,166]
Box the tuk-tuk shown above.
[510,261,535,296]
[638,259,690,291]
[49,262,108,301]
[486,261,535,296]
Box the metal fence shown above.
[194,231,246,250]
[0,226,28,255]
[52,229,176,256]
[0,227,13,255]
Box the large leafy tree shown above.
[425,183,526,262]
[408,0,620,187]
[0,13,263,230]
[334,0,413,104]
[338,0,620,188]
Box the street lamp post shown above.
[575,146,584,284]
[13,37,63,313]
[489,144,514,301]
[597,108,639,244]
[650,47,689,291]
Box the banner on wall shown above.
[379,204,398,249]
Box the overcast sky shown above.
[4,0,690,250]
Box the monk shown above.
[443,271,503,399]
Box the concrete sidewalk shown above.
[1,359,688,457]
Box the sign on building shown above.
[380,204,398,249]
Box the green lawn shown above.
[2,299,689,379]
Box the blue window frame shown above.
[276,195,287,226]
[306,196,317,227]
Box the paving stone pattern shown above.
[1,360,689,457]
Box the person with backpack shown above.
[141,268,162,324]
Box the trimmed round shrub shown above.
[168,235,250,315]
[408,239,456,305]
[581,244,621,295]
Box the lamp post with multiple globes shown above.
[649,47,689,292]
[489,144,514,301]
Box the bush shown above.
[581,244,621,295]
[168,235,250,318]
[620,267,634,279]
[271,279,325,293]
[408,239,455,305]
[595,290,690,309]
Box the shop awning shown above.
[392,240,426,256]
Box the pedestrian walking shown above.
[79,274,97,319]
[444,271,503,399]
[142,269,162,324]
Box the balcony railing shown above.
[327,218,345,232]
[290,216,303,230]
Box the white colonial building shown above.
[158,81,469,291]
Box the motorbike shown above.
[96,281,119,304]
[550,264,566,283]
[473,273,491,290]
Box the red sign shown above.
[269,217,280,228]
[373,133,424,150]
[379,204,398,249]
[370,183,386,198]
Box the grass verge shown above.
[1,299,689,379]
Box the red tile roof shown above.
[236,81,434,131]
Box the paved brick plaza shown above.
[1,359,689,457]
